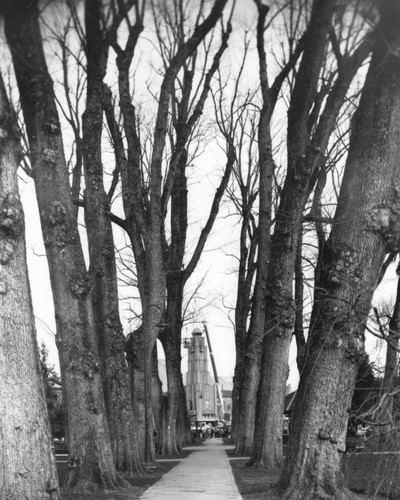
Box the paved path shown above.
[140,439,243,500]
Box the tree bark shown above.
[231,205,258,446]
[250,0,371,469]
[278,2,400,497]
[125,327,152,461]
[4,2,123,490]
[110,0,229,460]
[156,147,191,455]
[158,271,191,455]
[231,224,255,444]
[234,148,271,455]
[0,71,60,500]
[250,0,335,468]
[234,0,306,456]
[82,0,142,475]
[294,230,306,373]
[156,156,187,456]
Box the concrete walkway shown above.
[140,439,243,500]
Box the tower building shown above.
[185,327,218,422]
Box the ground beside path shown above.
[139,439,242,500]
[60,444,399,499]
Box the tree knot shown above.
[365,202,400,252]
[318,429,331,441]
[0,193,24,238]
[42,147,58,165]
[69,271,91,298]
[49,201,67,226]
[0,241,15,264]
[43,119,60,135]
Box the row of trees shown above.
[2,0,400,498]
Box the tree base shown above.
[64,471,128,493]
[274,480,359,500]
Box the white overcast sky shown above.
[18,0,396,391]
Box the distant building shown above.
[184,326,232,423]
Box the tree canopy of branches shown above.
[3,0,400,498]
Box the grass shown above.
[60,451,193,499]
[58,444,398,499]
[229,457,379,500]
[230,459,280,499]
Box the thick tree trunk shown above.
[125,326,156,464]
[250,0,370,468]
[234,0,302,458]
[151,341,163,450]
[279,346,359,500]
[82,0,142,476]
[158,332,184,455]
[142,290,167,461]
[234,29,274,454]
[4,3,122,490]
[0,73,60,500]
[158,321,191,455]
[278,3,400,497]
[231,218,256,445]
[114,1,229,462]
[231,209,258,446]
[250,0,336,469]
[159,160,187,456]
[156,154,192,455]
[235,206,270,456]
[177,378,193,447]
[294,231,306,373]
[235,159,273,456]
[230,322,246,444]
[234,338,263,456]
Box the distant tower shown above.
[185,327,217,422]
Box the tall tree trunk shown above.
[158,324,186,455]
[125,327,150,460]
[158,271,191,455]
[157,153,191,455]
[151,342,163,447]
[82,0,142,475]
[294,230,306,373]
[231,213,256,444]
[0,72,60,500]
[230,311,248,444]
[234,0,307,457]
[234,146,272,456]
[278,2,400,497]
[250,0,336,469]
[250,0,371,468]
[113,0,229,461]
[234,3,275,457]
[4,3,123,490]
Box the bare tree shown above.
[0,69,60,500]
[277,1,400,496]
[250,0,373,468]
[81,0,143,475]
[105,0,231,460]
[4,1,123,490]
[224,100,260,444]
